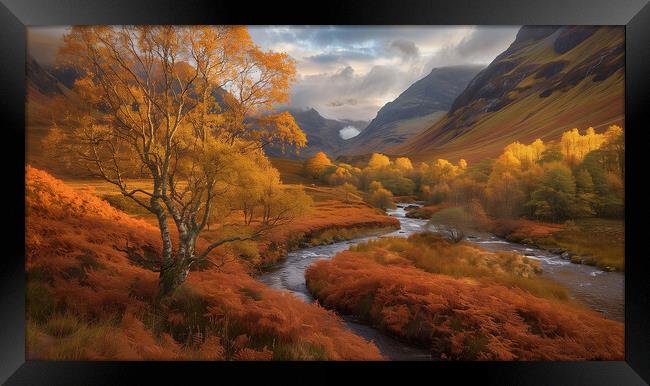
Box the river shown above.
[258,203,624,360]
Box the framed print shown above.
[1,0,649,384]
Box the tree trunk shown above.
[155,230,200,304]
[156,257,193,304]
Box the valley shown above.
[25,24,625,362]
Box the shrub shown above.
[368,188,396,210]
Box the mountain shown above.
[265,107,368,159]
[394,26,624,162]
[340,65,483,155]
[26,54,362,163]
[26,55,88,174]
[26,55,64,95]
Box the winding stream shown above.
[258,203,624,360]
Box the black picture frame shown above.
[1,0,648,384]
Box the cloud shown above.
[306,50,375,65]
[27,26,521,121]
[328,98,359,107]
[424,26,519,71]
[455,27,519,58]
[249,26,519,120]
[339,126,360,140]
[387,39,420,61]
[291,63,416,120]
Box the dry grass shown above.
[545,219,624,270]
[349,233,567,301]
[270,157,322,186]
[57,176,399,270]
[405,204,449,219]
[26,166,383,360]
[491,218,624,271]
[306,235,624,360]
[251,187,399,268]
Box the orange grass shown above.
[305,235,623,360]
[254,194,400,267]
[490,218,566,242]
[26,166,382,360]
[405,204,449,219]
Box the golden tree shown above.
[57,26,306,299]
[367,153,391,169]
[394,157,414,172]
[560,128,606,166]
[303,151,333,179]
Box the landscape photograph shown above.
[25,25,625,360]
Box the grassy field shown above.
[26,166,383,360]
[269,158,319,186]
[538,218,624,271]
[305,232,624,360]
[59,173,398,270]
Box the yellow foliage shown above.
[304,151,333,179]
[367,153,391,169]
[394,157,414,171]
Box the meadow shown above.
[26,166,384,360]
[305,233,624,360]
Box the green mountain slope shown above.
[395,26,624,163]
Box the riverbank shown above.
[404,205,624,272]
[26,167,384,360]
[491,217,624,272]
[99,180,401,272]
[262,202,623,359]
[305,235,624,360]
[254,187,400,270]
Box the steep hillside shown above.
[265,108,368,159]
[395,26,624,162]
[26,56,87,175]
[342,65,482,155]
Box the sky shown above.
[28,26,520,125]
[248,26,519,122]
